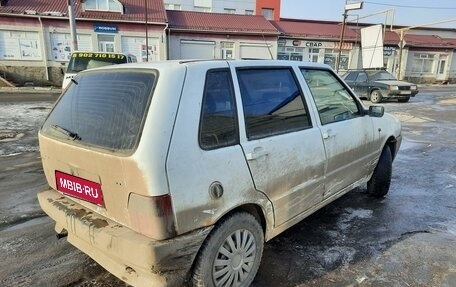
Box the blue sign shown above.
[94,24,118,33]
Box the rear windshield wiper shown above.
[50,124,81,141]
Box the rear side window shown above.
[199,69,238,150]
[356,72,368,82]
[237,68,311,140]
[343,72,357,81]
[42,70,156,152]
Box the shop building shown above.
[0,0,167,86]
[271,19,361,72]
[167,10,279,60]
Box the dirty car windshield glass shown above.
[42,71,156,152]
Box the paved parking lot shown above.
[0,86,455,287]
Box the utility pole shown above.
[68,0,78,51]
[336,1,363,73]
[336,10,348,73]
[145,0,149,62]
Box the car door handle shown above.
[322,130,335,140]
[246,148,269,161]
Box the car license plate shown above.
[401,90,412,94]
[55,171,104,206]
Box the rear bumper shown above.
[38,188,212,287]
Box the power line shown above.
[364,1,456,10]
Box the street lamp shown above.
[336,1,363,73]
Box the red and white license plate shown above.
[55,171,104,206]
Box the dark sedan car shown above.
[342,70,418,103]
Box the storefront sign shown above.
[94,24,118,33]
[384,47,395,56]
[284,39,349,49]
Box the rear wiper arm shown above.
[50,125,81,141]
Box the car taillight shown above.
[127,193,176,240]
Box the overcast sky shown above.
[280,0,456,29]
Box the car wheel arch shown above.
[385,136,399,160]
[188,203,269,284]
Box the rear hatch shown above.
[40,68,175,239]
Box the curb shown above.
[0,87,62,94]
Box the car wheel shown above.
[367,147,392,198]
[398,96,410,103]
[370,90,383,103]
[191,212,264,287]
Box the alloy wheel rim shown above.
[371,92,379,102]
[213,229,256,287]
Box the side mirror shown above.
[369,106,384,117]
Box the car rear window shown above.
[41,70,156,153]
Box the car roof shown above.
[80,59,332,73]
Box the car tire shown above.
[191,212,264,287]
[398,96,410,103]
[370,90,383,103]
[367,147,392,198]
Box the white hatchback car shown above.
[38,60,401,287]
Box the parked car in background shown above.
[38,60,401,287]
[62,51,137,89]
[342,69,418,103]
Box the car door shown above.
[353,71,369,98]
[300,68,376,198]
[234,66,327,227]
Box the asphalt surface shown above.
[0,86,455,287]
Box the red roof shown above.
[167,10,279,35]
[0,0,167,23]
[443,38,456,45]
[271,19,359,40]
[404,34,454,48]
[385,31,456,48]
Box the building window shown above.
[194,6,211,12]
[221,42,234,59]
[261,8,274,20]
[309,48,320,62]
[98,35,115,52]
[194,0,212,8]
[412,53,435,73]
[224,8,236,14]
[0,30,42,60]
[85,0,123,13]
[245,10,254,15]
[165,4,181,10]
[324,49,349,70]
[277,46,304,61]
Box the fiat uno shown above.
[38,60,401,287]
